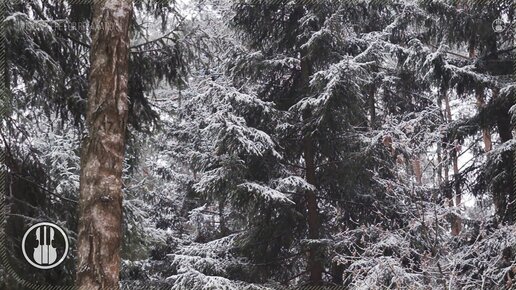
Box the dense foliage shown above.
[1,0,515,289]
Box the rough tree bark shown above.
[76,0,132,289]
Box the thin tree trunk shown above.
[303,134,323,285]
[76,1,132,289]
[443,91,462,235]
[299,45,323,285]
[444,91,452,123]
[411,157,422,186]
[476,88,493,152]
[436,95,448,205]
[444,155,450,189]
[436,96,443,191]
[436,149,442,187]
[450,144,462,236]
[369,85,376,130]
[470,44,492,153]
[452,140,460,208]
[442,96,450,192]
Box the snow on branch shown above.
[237,182,294,205]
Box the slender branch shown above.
[426,43,471,60]
[283,190,368,206]
[283,270,308,284]
[6,213,40,222]
[10,172,78,204]
[60,32,91,48]
[130,29,177,49]
[281,161,306,170]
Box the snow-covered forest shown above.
[1,0,516,289]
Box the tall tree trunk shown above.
[76,1,132,289]
[468,46,492,153]
[444,90,452,123]
[450,143,462,236]
[443,91,461,235]
[368,85,376,130]
[303,134,323,285]
[436,95,448,204]
[299,45,323,285]
[443,140,451,207]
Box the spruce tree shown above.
[75,0,133,288]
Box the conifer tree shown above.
[2,0,516,289]
[75,0,133,288]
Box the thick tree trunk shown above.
[76,1,132,289]
[303,134,323,285]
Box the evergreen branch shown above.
[59,32,91,49]
[281,161,305,170]
[28,1,91,49]
[10,171,78,204]
[282,270,308,284]
[481,46,516,59]
[283,191,368,206]
[245,251,303,266]
[426,43,471,60]
[130,27,179,50]
[6,213,40,223]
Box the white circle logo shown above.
[492,19,506,33]
[21,222,69,270]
